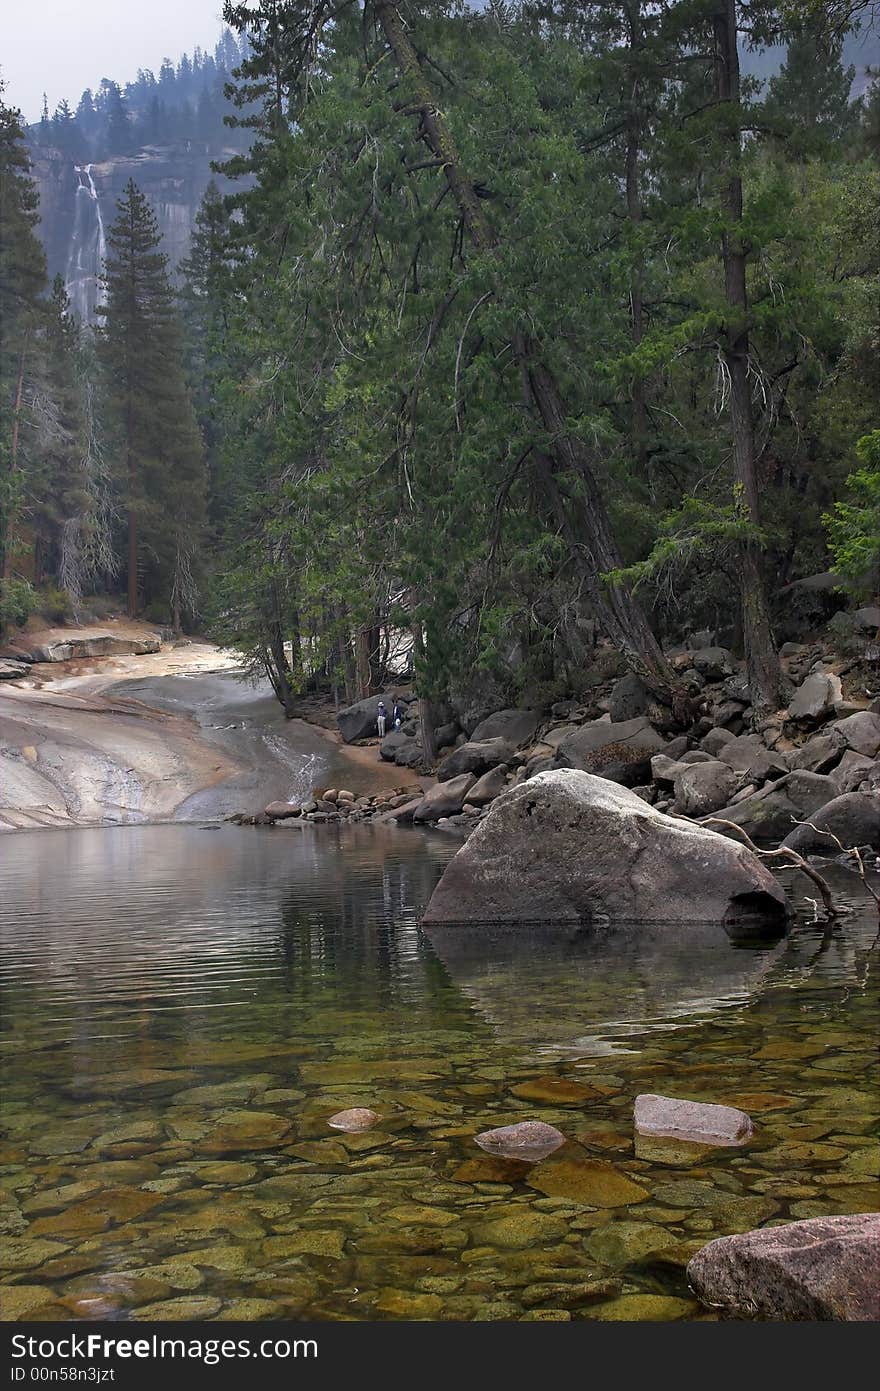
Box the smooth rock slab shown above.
[474,1121,565,1162]
[634,1093,753,1147]
[687,1214,880,1321]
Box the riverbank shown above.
[0,621,420,831]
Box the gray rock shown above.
[691,647,736,680]
[712,700,747,730]
[470,709,541,747]
[413,774,477,823]
[436,738,514,782]
[434,722,459,751]
[337,691,410,743]
[557,717,666,787]
[788,734,841,775]
[687,1214,880,1321]
[467,764,508,806]
[679,749,716,765]
[28,633,162,661]
[829,711,880,758]
[474,1121,565,1162]
[709,771,840,846]
[780,792,880,853]
[634,1094,753,1146]
[787,672,843,722]
[0,658,30,680]
[688,629,716,651]
[382,797,423,824]
[380,730,416,763]
[717,734,789,783]
[832,751,878,794]
[651,755,690,785]
[422,770,790,935]
[264,802,300,820]
[674,762,740,818]
[328,1108,380,1133]
[853,606,880,632]
[700,727,735,757]
[609,673,651,723]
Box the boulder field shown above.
[421,769,790,937]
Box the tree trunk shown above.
[355,625,372,699]
[713,0,784,713]
[625,2,648,474]
[2,344,27,584]
[126,394,138,618]
[374,1,679,703]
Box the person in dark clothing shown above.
[392,697,405,729]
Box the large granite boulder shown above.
[673,761,740,818]
[436,738,514,782]
[556,717,666,787]
[691,647,736,680]
[780,792,880,853]
[716,734,789,783]
[708,771,839,846]
[830,711,880,758]
[0,658,30,680]
[337,691,410,743]
[788,734,841,774]
[687,1214,880,1321]
[466,764,508,806]
[413,774,476,823]
[787,672,842,722]
[609,673,651,723]
[422,770,790,936]
[470,709,541,747]
[29,633,161,661]
[833,751,879,794]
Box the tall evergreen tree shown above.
[98,180,206,622]
[0,92,47,607]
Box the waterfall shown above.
[64,164,107,323]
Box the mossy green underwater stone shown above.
[527,1158,649,1207]
[472,1208,569,1249]
[584,1294,700,1320]
[584,1221,679,1268]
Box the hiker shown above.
[392,697,405,729]
[377,701,387,737]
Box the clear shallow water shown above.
[0,824,877,1323]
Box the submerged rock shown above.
[474,1121,566,1162]
[422,770,790,935]
[327,1107,380,1133]
[634,1093,753,1146]
[687,1214,880,1321]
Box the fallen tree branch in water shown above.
[790,818,880,920]
[696,816,842,919]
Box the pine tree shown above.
[0,93,47,607]
[30,277,87,587]
[98,180,206,623]
[764,13,858,159]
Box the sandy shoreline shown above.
[0,621,421,831]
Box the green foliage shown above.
[824,431,880,595]
[0,577,35,627]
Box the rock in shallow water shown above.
[687,1214,880,1321]
[327,1107,381,1133]
[634,1093,753,1147]
[422,769,790,935]
[474,1121,565,1162]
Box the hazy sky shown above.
[2,0,228,123]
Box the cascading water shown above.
[64,164,107,323]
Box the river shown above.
[1,817,877,1322]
